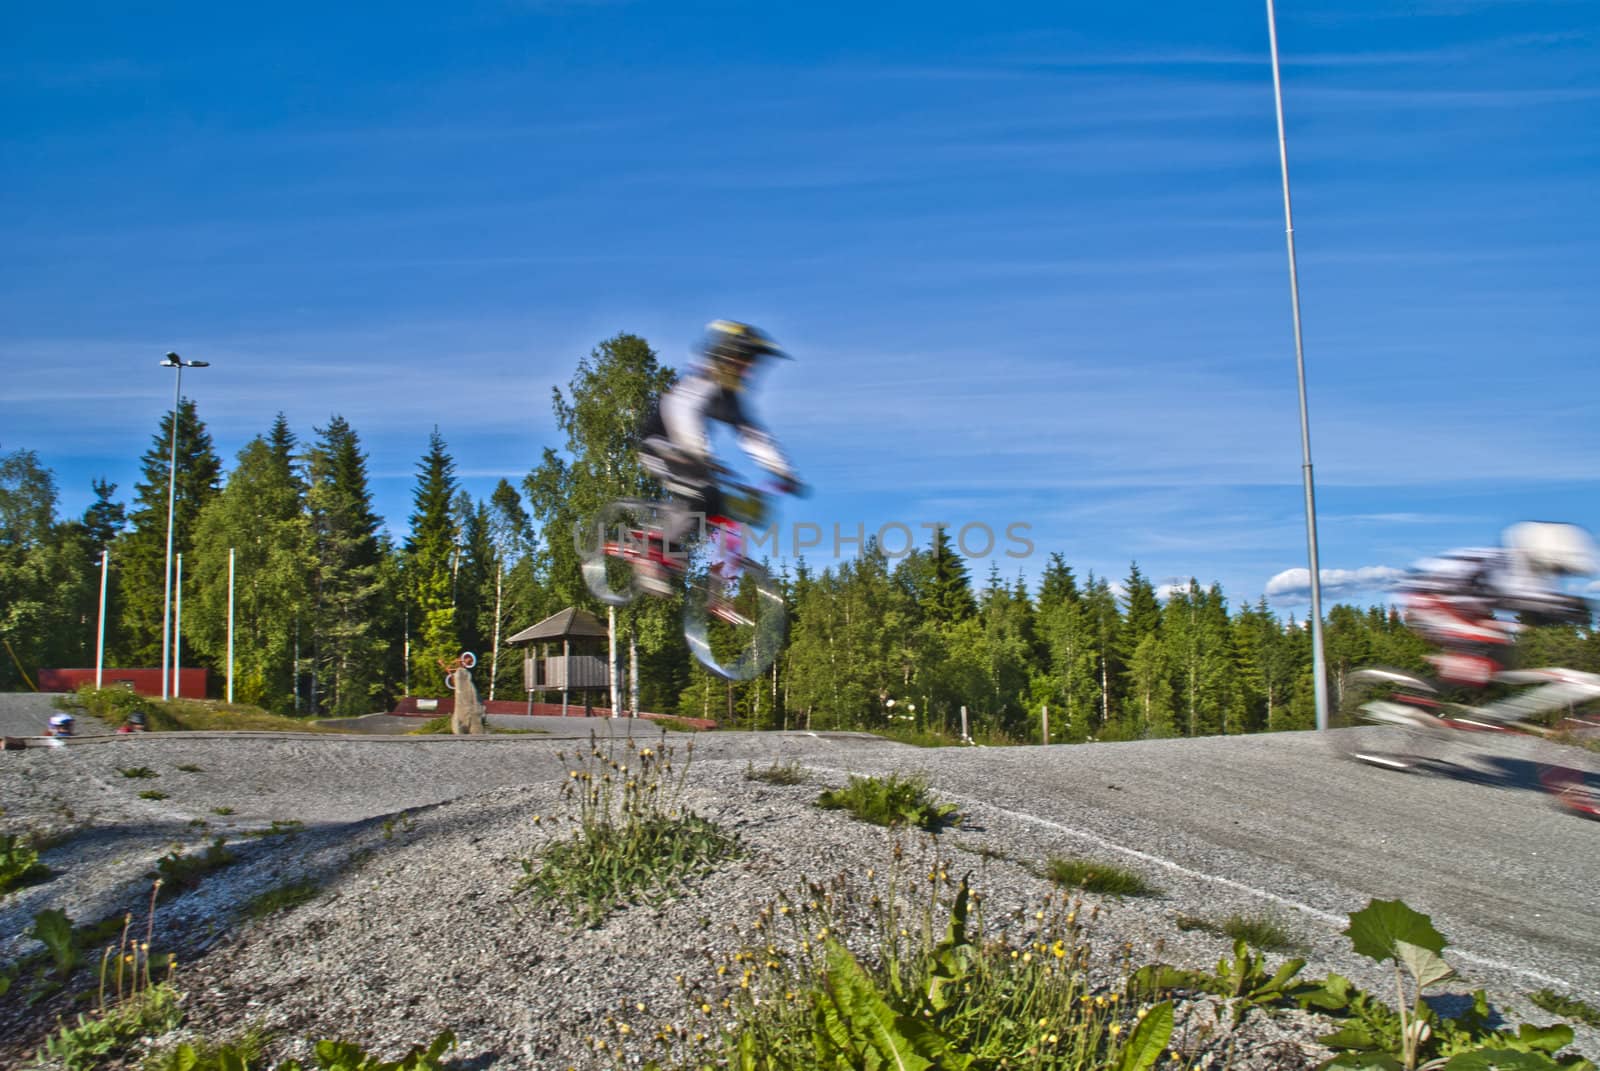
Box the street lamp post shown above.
[159,352,209,701]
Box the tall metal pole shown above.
[160,363,183,700]
[227,547,236,704]
[173,552,184,699]
[489,558,503,702]
[1266,0,1330,730]
[95,550,109,689]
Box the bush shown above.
[65,684,159,729]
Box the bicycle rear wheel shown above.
[1330,667,1450,770]
[683,563,786,681]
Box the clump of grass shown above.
[212,806,235,816]
[154,837,235,898]
[408,715,453,735]
[1175,912,1297,951]
[636,853,1176,1070]
[118,766,159,779]
[175,763,203,773]
[743,759,809,785]
[68,684,339,733]
[516,732,740,927]
[145,1026,270,1071]
[645,715,708,733]
[814,772,961,831]
[1045,855,1160,898]
[1,832,51,896]
[243,819,303,838]
[138,790,169,801]
[245,878,322,919]
[1528,988,1600,1028]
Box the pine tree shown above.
[405,428,460,693]
[114,399,222,666]
[306,416,389,714]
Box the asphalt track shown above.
[4,692,1597,1009]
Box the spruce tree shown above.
[115,399,222,666]
[306,416,389,714]
[406,428,460,691]
[925,525,976,624]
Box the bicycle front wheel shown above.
[683,563,786,682]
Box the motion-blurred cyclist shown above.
[1398,521,1595,688]
[634,320,804,595]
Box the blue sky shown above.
[3,0,1597,612]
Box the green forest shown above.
[3,333,1596,737]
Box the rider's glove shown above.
[776,474,808,498]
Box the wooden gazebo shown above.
[506,607,613,716]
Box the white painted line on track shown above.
[808,764,1585,994]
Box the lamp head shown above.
[162,351,181,367]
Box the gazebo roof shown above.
[506,607,609,644]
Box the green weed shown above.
[1045,856,1160,898]
[814,772,962,831]
[1174,912,1298,952]
[1132,937,1312,1024]
[37,882,182,1070]
[641,860,1177,1071]
[245,878,322,919]
[1,832,51,896]
[213,806,235,816]
[517,732,740,927]
[743,759,809,785]
[1528,988,1600,1029]
[119,766,159,779]
[176,763,203,773]
[154,837,235,897]
[146,1030,456,1071]
[139,790,169,801]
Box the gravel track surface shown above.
[3,711,1597,1069]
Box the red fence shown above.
[38,668,210,698]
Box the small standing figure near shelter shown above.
[441,651,486,735]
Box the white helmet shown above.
[1503,521,1598,576]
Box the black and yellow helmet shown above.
[702,320,788,369]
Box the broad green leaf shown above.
[1116,1001,1174,1071]
[1513,1024,1574,1055]
[1439,1050,1567,1070]
[1318,1054,1405,1070]
[1345,899,1447,965]
[1320,1024,1384,1050]
[1395,940,1456,991]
